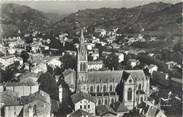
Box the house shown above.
[46,56,62,68]
[96,105,117,117]
[88,61,103,71]
[90,48,99,61]
[31,44,40,53]
[86,43,95,50]
[68,109,93,117]
[112,101,128,117]
[20,90,51,117]
[18,71,39,82]
[138,101,167,117]
[63,68,76,91]
[128,59,140,68]
[3,105,23,117]
[0,55,17,68]
[95,28,107,37]
[111,43,121,49]
[31,62,47,74]
[3,78,39,97]
[147,64,158,75]
[166,61,181,70]
[1,90,51,117]
[71,92,96,114]
[116,52,125,63]
[102,51,125,63]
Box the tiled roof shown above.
[71,92,95,104]
[5,78,38,86]
[63,68,75,77]
[87,70,147,83]
[69,109,92,117]
[112,101,128,113]
[20,90,50,105]
[88,61,103,65]
[96,105,117,116]
[0,90,20,105]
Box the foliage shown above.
[20,51,29,63]
[24,35,33,44]
[138,53,168,72]
[37,66,59,101]
[1,3,49,37]
[173,42,183,54]
[104,52,119,70]
[115,80,124,102]
[49,2,182,36]
[60,54,77,70]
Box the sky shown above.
[0,0,182,15]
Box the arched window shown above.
[138,84,141,90]
[83,63,85,71]
[141,97,143,102]
[110,85,113,92]
[97,85,100,92]
[129,79,132,83]
[98,99,101,105]
[33,105,37,116]
[127,88,132,101]
[90,86,93,92]
[105,99,108,105]
[103,85,106,92]
[80,63,83,71]
[111,98,114,104]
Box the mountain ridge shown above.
[1,2,182,37]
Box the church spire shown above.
[80,29,85,44]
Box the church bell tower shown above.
[77,29,88,92]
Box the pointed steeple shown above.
[80,29,85,44]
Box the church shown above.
[69,30,150,110]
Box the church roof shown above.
[87,70,147,83]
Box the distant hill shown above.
[1,2,182,37]
[1,3,64,37]
[49,2,182,35]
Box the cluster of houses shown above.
[0,27,182,117]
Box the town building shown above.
[71,92,96,114]
[71,30,150,110]
[2,78,39,97]
[112,101,128,117]
[1,90,51,117]
[95,105,117,117]
[138,101,167,117]
[88,61,103,71]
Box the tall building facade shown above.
[77,29,88,92]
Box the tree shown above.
[104,52,119,70]
[88,54,93,61]
[173,42,183,54]
[60,54,77,70]
[115,80,124,102]
[24,35,33,44]
[20,51,29,63]
[37,65,59,101]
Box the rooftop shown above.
[87,70,147,83]
[71,92,95,104]
[69,109,93,117]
